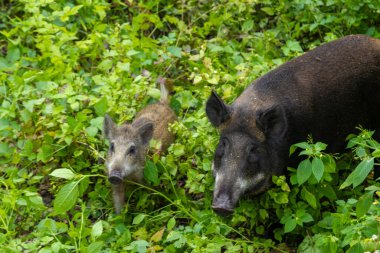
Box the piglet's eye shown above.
[128,145,136,155]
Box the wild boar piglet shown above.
[104,83,176,213]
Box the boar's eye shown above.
[127,145,136,156]
[215,138,227,157]
[247,145,259,163]
[109,142,115,153]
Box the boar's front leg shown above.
[112,183,125,214]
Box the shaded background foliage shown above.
[1,0,380,252]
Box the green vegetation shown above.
[1,0,380,252]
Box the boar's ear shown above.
[103,114,116,139]
[206,90,231,127]
[256,106,287,139]
[137,122,154,145]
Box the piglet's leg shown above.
[112,184,125,214]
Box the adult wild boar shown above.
[206,35,380,216]
[104,83,176,214]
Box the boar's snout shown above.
[212,194,235,216]
[108,170,123,185]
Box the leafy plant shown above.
[1,0,380,252]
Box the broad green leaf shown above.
[53,181,79,214]
[87,242,104,253]
[147,88,161,100]
[322,155,336,173]
[299,213,314,223]
[340,158,374,189]
[294,142,312,150]
[314,142,328,152]
[347,242,363,253]
[312,157,324,182]
[301,187,317,209]
[50,169,76,180]
[168,46,182,58]
[297,159,312,185]
[261,7,275,15]
[91,221,103,241]
[172,143,185,157]
[7,47,20,63]
[167,217,176,230]
[286,40,303,52]
[242,20,253,32]
[133,214,146,225]
[259,209,268,220]
[86,126,98,137]
[284,218,297,233]
[356,192,373,218]
[144,160,159,185]
[37,145,53,163]
[98,59,113,71]
[94,97,108,116]
[128,240,149,253]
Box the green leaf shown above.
[168,46,182,58]
[312,157,324,182]
[87,242,104,253]
[37,145,53,163]
[147,88,161,100]
[91,221,103,241]
[133,214,146,225]
[172,143,185,157]
[314,142,328,152]
[50,168,76,180]
[167,217,176,230]
[242,20,253,32]
[286,40,303,52]
[284,218,297,233]
[7,47,20,63]
[261,7,275,15]
[144,160,159,185]
[340,158,374,189]
[356,192,373,218]
[301,187,317,209]
[53,181,79,214]
[86,126,98,137]
[297,159,312,185]
[94,97,108,116]
[347,242,363,253]
[128,240,149,253]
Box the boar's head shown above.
[206,91,288,216]
[103,114,153,185]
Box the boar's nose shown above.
[212,194,234,216]
[108,170,123,185]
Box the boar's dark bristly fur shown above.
[206,35,380,216]
[103,83,176,214]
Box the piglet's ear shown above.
[256,106,287,139]
[103,114,116,140]
[137,122,154,145]
[206,90,231,127]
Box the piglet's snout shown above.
[108,170,123,185]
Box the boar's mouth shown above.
[212,205,234,216]
[212,193,236,216]
[108,170,123,185]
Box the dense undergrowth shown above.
[1,0,380,252]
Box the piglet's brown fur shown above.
[103,83,176,214]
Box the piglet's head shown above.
[103,114,154,184]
